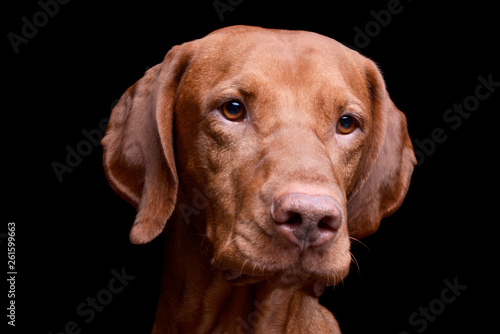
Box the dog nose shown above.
[272,193,342,251]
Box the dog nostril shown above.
[318,219,333,231]
[318,214,341,231]
[285,213,302,226]
[272,192,342,249]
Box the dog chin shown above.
[270,264,347,289]
[220,270,267,285]
[220,263,346,292]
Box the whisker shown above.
[239,259,249,276]
[194,234,208,249]
[215,236,238,264]
[349,236,370,251]
[350,252,361,273]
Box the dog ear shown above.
[347,60,416,239]
[102,44,192,244]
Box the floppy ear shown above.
[101,44,192,244]
[347,60,416,239]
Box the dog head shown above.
[102,26,415,287]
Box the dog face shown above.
[102,26,415,288]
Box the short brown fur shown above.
[102,26,415,333]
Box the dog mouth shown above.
[221,269,246,281]
[217,265,330,297]
[219,268,309,287]
[211,225,351,287]
[216,260,335,290]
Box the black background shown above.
[4,0,498,333]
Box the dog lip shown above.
[209,258,242,281]
[219,263,334,288]
[221,269,241,281]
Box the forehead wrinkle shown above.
[190,29,370,125]
[202,73,268,110]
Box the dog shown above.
[102,25,416,333]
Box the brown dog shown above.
[102,25,415,333]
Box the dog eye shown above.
[220,101,245,121]
[337,115,357,134]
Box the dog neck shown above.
[150,210,338,333]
